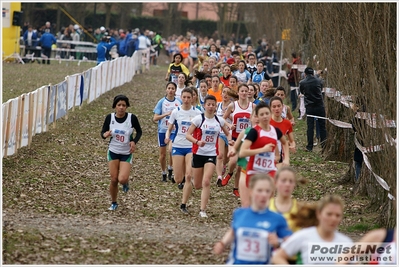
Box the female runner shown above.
[208,75,223,103]
[213,173,292,264]
[165,88,201,214]
[198,79,208,109]
[239,101,289,186]
[216,87,235,185]
[269,96,296,164]
[272,195,353,265]
[101,95,142,211]
[226,109,258,207]
[185,95,231,218]
[275,86,295,125]
[221,84,256,197]
[229,75,238,92]
[175,73,187,100]
[153,82,182,182]
[165,53,190,84]
[190,86,202,111]
[233,60,252,84]
[247,83,261,105]
[269,166,305,264]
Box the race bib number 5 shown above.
[236,228,269,262]
[179,121,191,134]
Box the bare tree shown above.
[213,3,238,40]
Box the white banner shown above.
[30,90,38,136]
[35,87,45,134]
[354,134,395,200]
[21,93,30,147]
[83,69,91,102]
[2,101,10,156]
[7,98,19,156]
[56,81,67,120]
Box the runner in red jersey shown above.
[239,102,290,187]
[269,96,296,165]
[221,84,256,197]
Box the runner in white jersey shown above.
[186,95,231,218]
[216,87,235,186]
[221,84,256,197]
[101,95,142,211]
[272,195,353,265]
[165,88,201,214]
[175,73,187,101]
[153,82,182,182]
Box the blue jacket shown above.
[23,30,38,47]
[118,37,127,56]
[96,38,117,64]
[39,32,57,49]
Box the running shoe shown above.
[233,188,240,197]
[216,177,223,187]
[122,183,129,193]
[162,173,167,182]
[108,203,118,211]
[178,182,185,190]
[180,204,189,214]
[168,169,173,181]
[221,173,233,186]
[199,210,208,218]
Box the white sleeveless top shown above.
[109,113,133,155]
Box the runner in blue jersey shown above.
[213,173,292,264]
[153,82,182,182]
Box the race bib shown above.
[178,121,191,135]
[112,129,129,144]
[236,118,250,133]
[253,152,275,172]
[162,116,170,129]
[236,228,269,262]
[203,130,217,143]
[170,74,178,84]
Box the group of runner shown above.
[100,40,396,264]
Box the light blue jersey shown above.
[153,97,182,133]
[227,207,292,265]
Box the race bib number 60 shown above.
[236,118,250,133]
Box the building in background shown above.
[142,3,218,21]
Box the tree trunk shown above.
[104,3,113,29]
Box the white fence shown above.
[2,49,151,158]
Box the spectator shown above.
[60,28,72,59]
[287,52,302,113]
[137,29,151,50]
[97,36,117,65]
[299,67,327,152]
[127,33,138,57]
[118,32,127,57]
[39,29,57,64]
[152,31,163,65]
[71,26,80,59]
[23,25,38,56]
[244,33,252,45]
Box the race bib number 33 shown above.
[236,228,269,262]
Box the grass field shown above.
[2,57,380,264]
